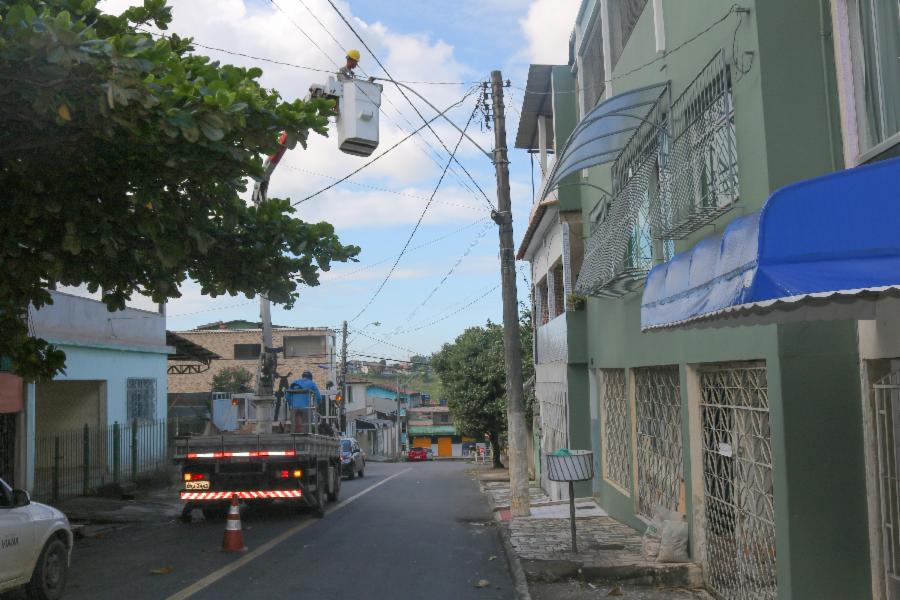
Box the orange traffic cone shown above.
[221,494,247,552]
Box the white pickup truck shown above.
[0,478,72,600]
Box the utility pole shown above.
[396,374,402,461]
[340,320,348,433]
[489,70,531,517]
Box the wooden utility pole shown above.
[489,70,530,517]
[340,320,348,433]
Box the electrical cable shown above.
[324,0,496,211]
[328,218,489,281]
[392,284,500,335]
[347,328,421,356]
[269,0,340,69]
[293,87,477,205]
[135,28,476,85]
[347,103,480,324]
[278,164,484,212]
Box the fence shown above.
[33,419,169,503]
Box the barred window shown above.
[127,378,156,422]
[233,344,261,360]
[608,0,649,70]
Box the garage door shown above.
[437,437,452,457]
[412,437,432,450]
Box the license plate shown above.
[185,481,210,490]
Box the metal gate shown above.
[633,366,683,518]
[600,369,630,491]
[874,370,900,599]
[0,413,15,482]
[699,364,776,600]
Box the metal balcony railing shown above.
[655,50,739,239]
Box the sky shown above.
[91,0,581,363]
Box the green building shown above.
[516,1,900,599]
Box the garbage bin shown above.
[544,449,594,553]
[546,449,593,482]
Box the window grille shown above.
[127,378,157,422]
[599,369,629,491]
[633,366,683,519]
[233,343,261,360]
[656,50,739,239]
[874,369,900,597]
[699,364,776,600]
[608,0,650,71]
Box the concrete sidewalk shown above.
[473,467,709,600]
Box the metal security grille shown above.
[656,50,739,239]
[699,364,776,600]
[538,381,569,499]
[633,366,683,518]
[575,95,671,299]
[127,378,157,422]
[0,413,16,482]
[874,370,900,598]
[600,369,629,491]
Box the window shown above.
[579,13,606,113]
[850,0,900,154]
[608,0,649,70]
[233,344,261,360]
[551,264,565,319]
[127,378,156,421]
[438,413,450,424]
[284,335,324,358]
[537,277,550,325]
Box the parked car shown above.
[425,448,435,461]
[340,438,365,479]
[0,477,73,600]
[407,447,428,462]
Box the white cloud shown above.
[519,0,581,64]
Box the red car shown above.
[407,447,428,461]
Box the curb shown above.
[499,523,532,600]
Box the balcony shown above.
[654,50,739,239]
[536,312,568,364]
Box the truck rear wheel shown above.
[327,467,341,503]
[312,481,326,518]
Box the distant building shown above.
[168,322,336,399]
[406,405,472,458]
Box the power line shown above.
[328,218,489,281]
[323,0,495,211]
[400,220,493,325]
[394,284,501,334]
[135,28,475,85]
[269,0,340,69]
[347,327,421,356]
[293,87,477,205]
[278,164,484,212]
[348,103,480,324]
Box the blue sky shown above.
[96,0,580,362]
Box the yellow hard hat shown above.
[346,49,361,61]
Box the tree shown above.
[0,0,359,380]
[432,310,532,468]
[211,366,254,394]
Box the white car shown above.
[0,478,72,600]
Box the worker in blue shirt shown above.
[289,371,322,408]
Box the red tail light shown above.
[183,473,205,481]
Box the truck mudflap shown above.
[180,490,303,501]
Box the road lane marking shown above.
[166,468,412,600]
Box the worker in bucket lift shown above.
[337,49,361,80]
[290,371,322,407]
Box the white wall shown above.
[529,208,564,285]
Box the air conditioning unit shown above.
[310,77,383,157]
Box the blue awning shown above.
[542,82,669,197]
[641,156,900,330]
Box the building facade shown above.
[13,291,170,495]
[514,1,897,598]
[169,326,336,397]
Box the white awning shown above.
[542,82,669,197]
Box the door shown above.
[698,363,776,600]
[413,437,432,450]
[0,482,31,584]
[875,370,900,599]
[437,437,452,457]
[0,414,15,484]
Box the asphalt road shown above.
[53,462,515,600]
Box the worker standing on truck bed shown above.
[289,371,322,433]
